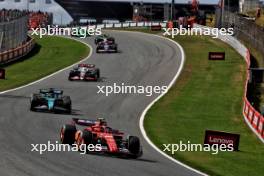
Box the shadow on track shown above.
[0,94,29,99]
[81,151,157,163]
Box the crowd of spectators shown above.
[0,9,52,28]
[28,11,52,28]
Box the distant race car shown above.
[68,64,100,81]
[96,41,118,53]
[30,88,71,113]
[94,34,115,45]
[60,118,143,158]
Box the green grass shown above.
[0,36,89,91]
[144,35,264,176]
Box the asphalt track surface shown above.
[0,31,201,176]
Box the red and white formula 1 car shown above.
[68,64,100,81]
[60,118,143,158]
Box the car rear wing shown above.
[78,64,95,68]
[72,118,96,126]
[98,34,109,38]
[40,88,63,95]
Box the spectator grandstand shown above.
[28,11,53,28]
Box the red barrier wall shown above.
[243,49,264,141]
[0,38,35,65]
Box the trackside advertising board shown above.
[151,25,162,31]
[0,68,5,79]
[204,130,240,151]
[208,52,225,60]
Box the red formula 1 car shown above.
[60,118,143,158]
[68,64,100,81]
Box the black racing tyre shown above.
[63,96,71,105]
[30,101,36,111]
[30,94,46,111]
[93,69,100,81]
[63,96,72,113]
[96,69,100,79]
[94,74,98,81]
[31,94,38,100]
[114,45,118,53]
[128,136,141,157]
[30,94,37,111]
[60,124,76,145]
[82,130,93,144]
[53,99,63,113]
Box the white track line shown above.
[0,36,93,95]
[139,35,208,176]
[109,30,207,176]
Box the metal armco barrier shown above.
[0,68,5,79]
[0,15,28,53]
[194,24,264,142]
[0,37,35,65]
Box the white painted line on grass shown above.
[110,30,207,176]
[139,35,208,176]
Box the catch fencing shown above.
[222,11,264,58]
[0,11,35,65]
[0,15,28,53]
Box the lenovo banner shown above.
[0,68,5,79]
[209,52,225,60]
[151,25,162,31]
[204,130,240,151]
